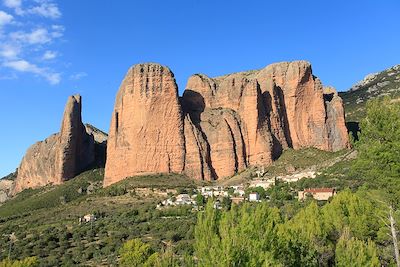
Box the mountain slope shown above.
[340,64,400,122]
[0,170,201,266]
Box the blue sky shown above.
[0,0,399,177]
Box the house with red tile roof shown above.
[298,188,336,201]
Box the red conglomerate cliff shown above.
[104,61,349,186]
[13,95,96,194]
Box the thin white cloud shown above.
[70,72,88,81]
[27,2,61,19]
[50,24,63,38]
[45,72,60,84]
[9,25,63,46]
[11,28,52,44]
[5,0,61,19]
[0,0,66,85]
[42,50,56,60]
[0,10,13,26]
[3,0,21,9]
[0,44,20,58]
[4,59,41,72]
[3,59,61,84]
[3,0,23,16]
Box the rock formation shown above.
[104,61,350,186]
[104,64,186,187]
[0,178,14,203]
[13,95,97,194]
[85,124,108,168]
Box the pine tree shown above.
[194,201,222,266]
[353,98,400,195]
[0,257,38,267]
[335,228,380,267]
[118,239,158,267]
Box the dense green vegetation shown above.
[0,173,199,266]
[0,257,38,267]
[193,193,385,266]
[189,119,400,265]
[0,98,399,266]
[101,173,202,193]
[352,98,400,200]
[339,64,400,122]
[0,169,104,219]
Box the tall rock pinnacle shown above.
[13,95,96,194]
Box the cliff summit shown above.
[104,61,349,186]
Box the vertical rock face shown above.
[323,87,349,151]
[104,61,350,186]
[58,95,95,180]
[104,64,186,187]
[256,61,327,150]
[182,74,275,179]
[13,95,96,194]
[182,115,213,181]
[85,124,108,168]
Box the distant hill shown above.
[1,171,17,181]
[340,64,400,122]
[0,171,17,203]
[84,123,108,144]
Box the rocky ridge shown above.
[104,61,349,186]
[12,95,101,194]
[340,64,400,122]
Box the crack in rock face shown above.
[104,61,349,186]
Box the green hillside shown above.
[0,151,359,266]
[340,64,400,122]
[0,171,205,266]
[1,95,399,266]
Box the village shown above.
[78,168,338,224]
[155,168,337,210]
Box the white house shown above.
[175,194,194,205]
[161,194,196,207]
[198,186,227,198]
[230,185,245,196]
[249,192,260,202]
[80,214,96,223]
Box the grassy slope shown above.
[0,171,204,266]
[0,169,104,219]
[218,148,350,186]
[0,149,358,266]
